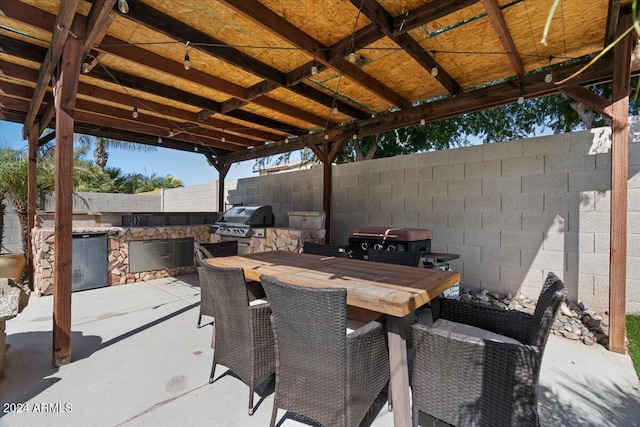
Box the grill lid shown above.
[216,205,274,227]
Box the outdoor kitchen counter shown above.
[31,224,213,295]
[211,227,326,253]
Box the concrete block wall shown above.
[328,124,640,313]
[43,192,161,213]
[0,203,22,253]
[227,168,323,226]
[162,180,237,212]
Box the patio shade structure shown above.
[0,0,636,380]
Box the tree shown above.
[77,135,156,172]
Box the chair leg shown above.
[248,384,255,415]
[387,380,393,411]
[269,405,278,427]
[197,313,203,328]
[412,408,419,427]
[209,361,216,384]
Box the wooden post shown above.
[322,142,332,244]
[215,161,231,212]
[27,121,39,290]
[609,15,632,354]
[52,18,84,367]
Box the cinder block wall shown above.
[162,180,237,212]
[227,168,324,226]
[1,204,22,253]
[224,125,640,313]
[43,192,162,213]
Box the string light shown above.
[221,129,226,143]
[82,62,90,73]
[311,49,318,76]
[284,137,289,144]
[157,137,162,143]
[430,52,438,77]
[194,146,198,152]
[184,41,191,70]
[117,0,129,14]
[324,133,329,140]
[132,107,138,119]
[517,94,525,104]
[169,129,174,137]
[347,51,356,63]
[544,56,553,83]
[332,106,339,115]
[420,118,426,126]
[352,134,357,140]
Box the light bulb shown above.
[332,106,338,115]
[311,64,318,76]
[184,53,191,70]
[420,118,426,126]
[544,72,553,83]
[169,129,174,137]
[284,137,289,144]
[194,146,198,152]
[221,135,225,143]
[517,95,525,104]
[117,0,129,14]
[132,107,138,119]
[82,62,90,73]
[431,66,438,77]
[324,133,329,140]
[347,52,356,63]
[158,137,163,144]
[352,134,357,140]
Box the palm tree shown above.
[77,135,156,172]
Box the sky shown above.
[0,119,285,186]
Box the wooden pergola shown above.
[0,0,636,383]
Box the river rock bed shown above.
[458,288,609,347]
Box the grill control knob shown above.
[387,245,397,251]
[361,242,369,250]
[374,243,384,250]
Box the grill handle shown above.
[352,232,400,238]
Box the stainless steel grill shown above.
[213,205,274,237]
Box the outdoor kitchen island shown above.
[31,210,326,296]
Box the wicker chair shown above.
[366,248,421,267]
[411,272,567,427]
[194,241,238,328]
[302,241,346,257]
[200,262,275,415]
[261,275,390,427]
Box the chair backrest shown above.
[261,276,348,412]
[199,262,253,345]
[302,242,343,257]
[196,241,238,262]
[526,272,567,349]
[197,266,214,315]
[366,248,421,267]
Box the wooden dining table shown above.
[206,250,461,427]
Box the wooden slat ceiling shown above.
[0,0,634,163]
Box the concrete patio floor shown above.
[1,274,639,427]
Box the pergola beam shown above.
[560,85,613,119]
[481,0,525,77]
[221,50,640,164]
[121,0,370,120]
[392,0,479,36]
[21,0,80,139]
[353,0,461,94]
[220,0,412,108]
